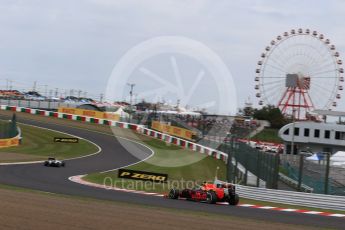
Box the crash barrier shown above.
[237,184,345,211]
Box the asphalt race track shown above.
[0,114,343,229]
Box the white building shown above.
[279,110,345,154]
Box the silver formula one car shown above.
[44,157,65,167]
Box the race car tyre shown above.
[44,162,48,166]
[61,162,65,167]
[181,189,192,199]
[228,194,239,205]
[206,191,217,204]
[168,188,179,199]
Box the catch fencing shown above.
[0,119,18,139]
[280,154,345,196]
[218,141,279,189]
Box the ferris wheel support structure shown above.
[278,86,314,120]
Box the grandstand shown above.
[0,90,24,99]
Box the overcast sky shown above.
[1,0,345,113]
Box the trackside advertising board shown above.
[54,137,79,143]
[151,121,196,141]
[0,137,20,148]
[118,169,168,183]
[58,107,120,121]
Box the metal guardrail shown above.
[237,184,345,211]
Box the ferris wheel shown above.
[255,28,344,120]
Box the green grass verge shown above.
[252,128,282,143]
[0,184,329,230]
[0,178,344,215]
[0,123,99,162]
[84,138,227,194]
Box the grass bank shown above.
[84,138,226,194]
[0,123,99,162]
[252,128,282,143]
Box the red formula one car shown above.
[168,181,239,205]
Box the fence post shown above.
[234,148,238,183]
[272,153,279,189]
[267,154,272,188]
[231,135,237,183]
[227,144,233,183]
[9,113,17,137]
[256,152,261,187]
[298,154,304,191]
[244,150,248,186]
[324,152,331,194]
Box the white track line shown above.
[99,135,154,174]
[69,175,164,197]
[2,117,154,188]
[0,122,102,165]
[1,118,154,170]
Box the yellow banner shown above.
[0,136,20,148]
[151,121,196,141]
[58,107,120,121]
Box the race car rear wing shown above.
[213,178,235,188]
